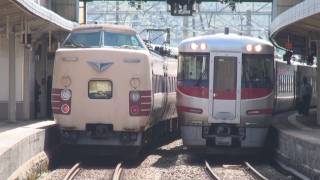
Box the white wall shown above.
[0,34,24,102]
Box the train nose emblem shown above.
[87,61,113,73]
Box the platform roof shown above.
[80,0,272,2]
[270,0,320,48]
[0,0,77,36]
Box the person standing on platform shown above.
[301,76,312,116]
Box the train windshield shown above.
[62,31,145,49]
[242,54,274,88]
[104,32,145,50]
[177,54,209,87]
[63,31,102,48]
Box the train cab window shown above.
[103,32,145,50]
[242,54,273,88]
[63,31,102,48]
[178,54,209,87]
[88,80,112,99]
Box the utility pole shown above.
[192,16,196,37]
[246,10,252,35]
[183,16,188,38]
[115,1,119,24]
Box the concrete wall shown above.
[0,122,58,180]
[272,127,320,179]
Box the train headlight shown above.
[130,78,141,89]
[246,44,253,52]
[61,75,71,87]
[60,89,72,101]
[130,91,140,103]
[254,45,262,52]
[191,43,198,50]
[200,43,207,50]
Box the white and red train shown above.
[177,32,316,153]
[52,24,178,154]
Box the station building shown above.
[270,0,320,125]
[0,0,78,122]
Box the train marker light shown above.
[61,104,70,114]
[60,89,72,101]
[63,57,78,62]
[246,44,253,52]
[130,105,139,114]
[191,43,198,50]
[254,45,262,52]
[200,43,207,50]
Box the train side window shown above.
[88,80,112,99]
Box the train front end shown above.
[52,25,152,151]
[177,34,274,153]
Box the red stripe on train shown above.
[177,86,272,99]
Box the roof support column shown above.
[8,31,16,122]
[317,41,320,125]
[23,48,31,120]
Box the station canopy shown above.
[0,0,77,39]
[270,0,320,50]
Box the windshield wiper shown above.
[68,39,86,48]
[119,45,141,49]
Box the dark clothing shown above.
[300,81,312,116]
[302,95,311,115]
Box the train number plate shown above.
[215,137,232,146]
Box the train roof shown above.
[178,33,274,54]
[72,24,137,34]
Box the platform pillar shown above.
[317,40,320,125]
[23,48,31,120]
[8,32,16,122]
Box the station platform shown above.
[0,120,58,180]
[272,109,320,179]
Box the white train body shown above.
[177,33,275,152]
[52,24,178,151]
[177,33,316,153]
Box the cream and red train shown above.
[177,32,316,153]
[52,24,178,153]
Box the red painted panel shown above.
[51,88,72,115]
[129,90,151,116]
[241,88,272,99]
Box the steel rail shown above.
[244,161,268,180]
[112,162,123,180]
[205,160,221,180]
[63,162,81,180]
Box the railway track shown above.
[62,162,123,180]
[205,160,269,180]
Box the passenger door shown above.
[208,52,241,124]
